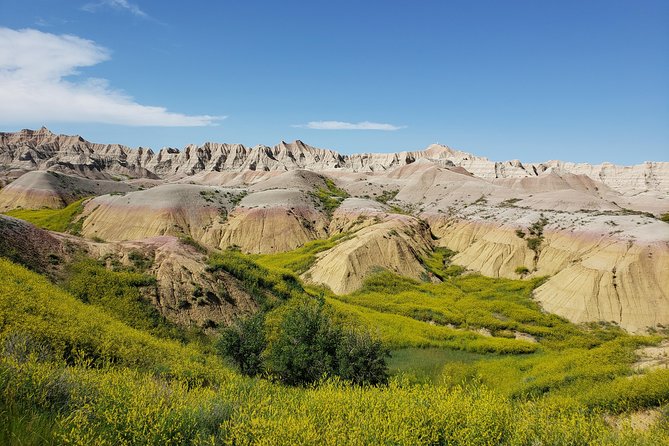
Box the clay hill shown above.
[1,127,668,332]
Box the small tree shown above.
[263,296,339,385]
[216,313,266,377]
[263,296,389,386]
[336,328,389,385]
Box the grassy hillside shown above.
[1,245,669,443]
[239,242,669,410]
[4,198,87,234]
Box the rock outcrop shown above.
[2,128,666,198]
[80,184,234,244]
[0,170,135,210]
[426,211,669,332]
[305,214,434,294]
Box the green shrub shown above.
[217,313,266,377]
[263,296,389,386]
[127,249,153,271]
[375,189,399,204]
[178,235,207,253]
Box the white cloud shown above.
[82,0,147,18]
[0,27,223,127]
[293,121,405,131]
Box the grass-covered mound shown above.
[253,232,351,274]
[0,258,229,383]
[4,198,88,234]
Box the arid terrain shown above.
[2,127,668,332]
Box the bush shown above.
[178,235,207,253]
[336,328,389,385]
[515,266,530,276]
[217,313,266,377]
[263,296,389,386]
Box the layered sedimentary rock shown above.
[2,128,666,198]
[217,189,328,253]
[2,128,668,332]
[305,213,434,294]
[0,214,72,277]
[81,184,234,244]
[104,237,259,328]
[0,170,135,210]
[426,211,669,332]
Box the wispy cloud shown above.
[82,0,147,18]
[0,27,223,126]
[293,121,405,131]
[34,16,72,28]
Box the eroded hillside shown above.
[1,128,668,332]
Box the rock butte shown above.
[1,128,668,332]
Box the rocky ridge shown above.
[1,128,667,197]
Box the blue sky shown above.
[0,0,667,163]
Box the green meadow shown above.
[1,228,668,444]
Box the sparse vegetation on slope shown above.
[64,258,187,341]
[515,216,549,267]
[421,246,465,279]
[374,188,399,204]
[253,232,350,274]
[207,249,305,308]
[0,258,228,382]
[310,177,349,215]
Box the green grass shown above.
[329,271,564,347]
[388,348,484,384]
[310,178,349,215]
[421,246,464,279]
[0,257,229,383]
[1,256,668,444]
[253,232,350,274]
[207,249,306,308]
[315,248,668,412]
[219,239,668,412]
[63,258,190,342]
[0,401,58,446]
[4,198,88,234]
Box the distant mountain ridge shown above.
[1,127,667,196]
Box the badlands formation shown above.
[1,127,668,332]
